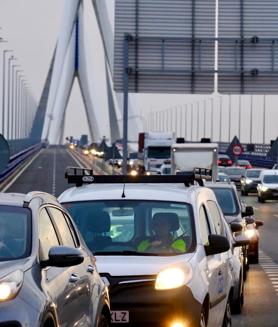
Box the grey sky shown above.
[1,0,278,145]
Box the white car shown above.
[257,169,278,202]
[59,169,239,327]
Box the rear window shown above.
[246,170,261,178]
[210,188,240,216]
[225,168,245,175]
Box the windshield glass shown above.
[148,147,171,159]
[225,168,245,175]
[63,200,195,256]
[210,188,240,216]
[0,206,31,261]
[246,170,261,178]
[263,175,278,183]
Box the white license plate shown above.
[111,311,130,323]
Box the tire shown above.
[249,243,259,264]
[258,196,265,203]
[98,314,110,327]
[231,274,244,314]
[222,297,232,327]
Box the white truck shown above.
[171,142,219,181]
[137,132,175,173]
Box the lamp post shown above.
[11,64,20,139]
[6,56,17,139]
[1,49,12,136]
[16,73,25,139]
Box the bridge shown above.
[1,1,278,326]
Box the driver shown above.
[137,213,186,253]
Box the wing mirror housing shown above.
[245,217,255,225]
[242,206,254,217]
[205,235,230,256]
[42,246,84,268]
[233,235,250,248]
[230,222,243,233]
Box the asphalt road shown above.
[3,147,278,326]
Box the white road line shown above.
[52,149,56,196]
[253,206,259,210]
[67,150,89,168]
[260,251,278,295]
[274,214,278,218]
[1,150,43,193]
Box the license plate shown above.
[111,311,130,323]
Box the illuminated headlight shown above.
[0,270,23,302]
[260,185,269,192]
[245,179,253,185]
[245,229,256,239]
[130,170,138,176]
[155,267,192,290]
[146,171,151,176]
[83,149,89,155]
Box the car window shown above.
[246,170,261,178]
[63,213,80,247]
[48,207,75,248]
[63,200,195,256]
[263,175,278,183]
[210,187,240,216]
[199,206,211,246]
[39,208,59,261]
[206,201,225,236]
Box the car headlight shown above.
[245,229,256,239]
[155,266,192,290]
[245,179,253,185]
[0,270,23,302]
[260,185,268,192]
[130,170,138,176]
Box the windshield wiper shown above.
[94,250,160,256]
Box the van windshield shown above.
[210,188,240,216]
[263,175,278,184]
[63,200,195,256]
[148,147,171,159]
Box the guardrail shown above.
[0,143,42,184]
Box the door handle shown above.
[69,273,80,283]
[87,265,94,274]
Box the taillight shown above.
[228,160,232,165]
[247,165,252,169]
[217,160,221,165]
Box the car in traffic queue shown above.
[59,168,247,327]
[240,169,264,196]
[217,173,231,183]
[225,167,246,188]
[206,182,261,272]
[0,192,110,327]
[257,170,278,203]
[217,155,233,167]
[236,160,252,169]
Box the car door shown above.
[39,208,80,327]
[48,207,92,326]
[206,200,230,327]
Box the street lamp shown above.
[6,56,17,139]
[1,49,12,136]
[11,64,20,139]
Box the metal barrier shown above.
[0,143,42,183]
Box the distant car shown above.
[218,166,227,174]
[217,172,231,183]
[218,154,233,167]
[258,170,278,202]
[225,167,246,187]
[272,163,278,169]
[240,169,264,196]
[0,192,110,327]
[236,160,252,169]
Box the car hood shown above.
[96,253,194,277]
[263,183,278,189]
[0,259,30,279]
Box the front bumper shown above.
[0,296,38,327]
[104,274,202,327]
[242,182,259,193]
[259,189,278,200]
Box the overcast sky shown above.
[1,0,278,145]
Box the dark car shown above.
[225,167,246,187]
[241,169,264,195]
[218,154,233,167]
[0,192,110,327]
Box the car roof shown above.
[59,183,212,204]
[0,193,26,207]
[261,169,278,176]
[205,181,236,190]
[246,168,263,171]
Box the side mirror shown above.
[43,246,84,268]
[255,220,264,228]
[245,217,255,225]
[230,222,243,233]
[233,235,250,248]
[205,234,230,256]
[242,206,254,217]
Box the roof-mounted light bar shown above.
[65,167,212,187]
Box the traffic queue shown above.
[0,138,274,327]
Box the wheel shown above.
[258,196,265,203]
[200,305,207,327]
[249,243,259,264]
[231,273,244,314]
[98,314,110,327]
[222,297,232,327]
[241,189,248,196]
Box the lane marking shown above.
[67,150,89,168]
[1,150,43,193]
[52,149,56,196]
[253,206,259,210]
[260,251,278,296]
[274,214,278,218]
